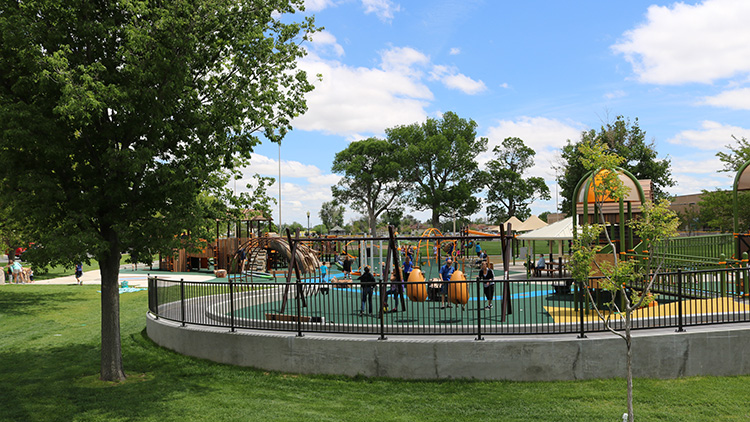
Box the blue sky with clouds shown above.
[239,0,750,228]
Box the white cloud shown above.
[449,47,461,55]
[295,51,432,136]
[441,73,487,95]
[380,46,430,77]
[430,65,487,95]
[304,0,337,12]
[702,87,750,110]
[231,154,343,226]
[481,116,584,181]
[612,0,750,84]
[499,82,509,89]
[309,31,345,58]
[604,90,626,100]
[362,0,401,22]
[666,120,750,151]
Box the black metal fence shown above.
[148,266,750,339]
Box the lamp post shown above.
[307,211,310,236]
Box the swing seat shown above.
[448,270,469,305]
[406,269,427,302]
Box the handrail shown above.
[148,265,750,339]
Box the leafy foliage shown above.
[319,200,345,232]
[0,0,315,380]
[387,111,487,227]
[557,116,674,215]
[331,138,408,237]
[484,137,550,223]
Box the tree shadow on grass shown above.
[0,329,224,421]
[0,288,82,316]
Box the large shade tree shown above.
[387,111,487,228]
[319,200,345,232]
[0,0,315,380]
[331,138,408,237]
[557,116,674,215]
[484,137,550,223]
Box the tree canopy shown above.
[0,0,315,380]
[387,111,487,228]
[484,137,550,223]
[557,116,674,215]
[319,200,345,232]
[331,137,407,237]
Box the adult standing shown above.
[477,261,495,310]
[358,266,376,316]
[342,255,352,280]
[10,259,22,284]
[439,257,455,309]
[385,264,406,313]
[475,241,482,257]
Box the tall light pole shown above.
[307,211,310,236]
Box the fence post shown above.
[475,278,484,341]
[296,275,303,337]
[720,253,727,297]
[743,252,749,296]
[229,274,235,333]
[577,282,586,339]
[149,276,158,319]
[180,278,186,327]
[676,268,684,332]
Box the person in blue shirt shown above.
[439,257,455,309]
[475,242,482,257]
[403,255,413,281]
[320,262,329,295]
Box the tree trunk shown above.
[626,310,634,422]
[99,227,126,381]
[431,210,439,229]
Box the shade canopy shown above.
[516,215,548,232]
[503,216,523,231]
[518,217,574,241]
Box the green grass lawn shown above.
[2,285,750,421]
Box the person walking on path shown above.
[75,263,83,285]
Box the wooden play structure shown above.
[158,210,274,273]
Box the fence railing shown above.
[148,266,750,339]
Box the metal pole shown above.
[296,272,303,337]
[180,278,186,327]
[229,275,235,332]
[676,268,684,332]
[475,277,483,341]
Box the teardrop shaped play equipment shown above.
[448,270,469,305]
[406,268,427,302]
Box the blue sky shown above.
[238,0,750,228]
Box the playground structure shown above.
[158,211,275,273]
[145,160,750,382]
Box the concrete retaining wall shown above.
[146,314,750,380]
